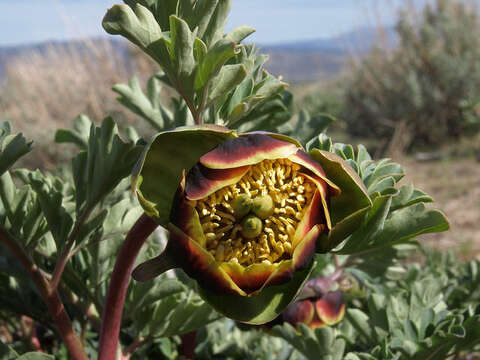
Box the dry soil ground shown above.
[400,156,480,259]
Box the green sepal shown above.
[198,261,315,324]
[309,149,372,251]
[132,125,237,226]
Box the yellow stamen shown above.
[193,159,316,266]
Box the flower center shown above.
[194,159,315,266]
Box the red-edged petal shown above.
[250,225,320,296]
[185,163,250,200]
[283,299,315,327]
[301,173,332,230]
[219,262,276,295]
[292,189,324,248]
[170,171,206,246]
[167,223,246,296]
[243,131,302,148]
[291,224,321,270]
[308,317,326,330]
[315,290,346,326]
[289,150,340,196]
[200,134,298,169]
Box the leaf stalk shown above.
[98,213,158,360]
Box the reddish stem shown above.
[50,207,94,291]
[179,331,197,360]
[98,214,158,360]
[0,228,88,360]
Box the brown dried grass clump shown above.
[0,38,159,168]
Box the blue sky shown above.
[0,0,418,46]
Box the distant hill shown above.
[0,26,395,84]
[260,26,396,83]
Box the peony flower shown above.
[131,126,370,323]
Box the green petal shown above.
[132,125,237,226]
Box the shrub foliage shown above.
[344,0,480,153]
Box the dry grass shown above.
[0,39,159,169]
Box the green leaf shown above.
[372,203,450,245]
[103,4,163,53]
[364,161,404,188]
[0,122,33,175]
[169,15,196,94]
[133,125,236,226]
[198,261,314,324]
[226,77,254,117]
[310,149,371,225]
[309,149,372,251]
[338,195,392,254]
[149,0,178,30]
[113,76,171,130]
[134,289,220,337]
[356,144,372,164]
[129,277,185,315]
[87,198,143,287]
[194,38,238,91]
[73,117,142,214]
[28,170,74,250]
[208,64,247,105]
[0,342,18,360]
[16,353,55,360]
[390,184,433,211]
[346,309,374,342]
[54,114,92,149]
[225,25,256,43]
[193,37,208,63]
[291,111,336,145]
[201,0,232,47]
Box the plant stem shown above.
[178,331,197,360]
[50,206,94,291]
[0,228,88,360]
[98,213,158,360]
